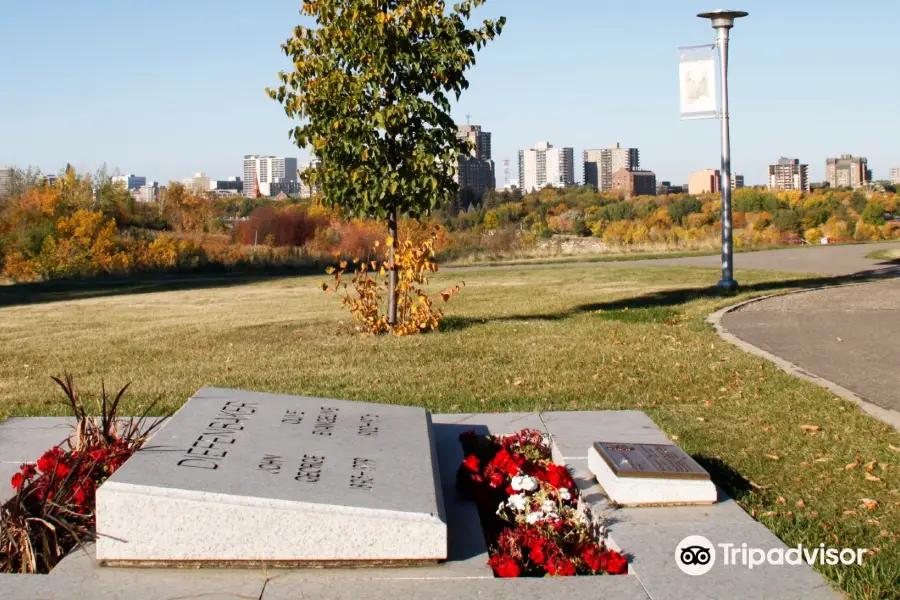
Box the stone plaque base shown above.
[100,558,441,569]
[588,445,717,506]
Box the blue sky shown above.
[1,0,897,186]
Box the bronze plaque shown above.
[593,442,710,480]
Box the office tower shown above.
[768,158,810,192]
[111,174,147,191]
[243,155,299,198]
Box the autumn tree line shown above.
[1,166,897,283]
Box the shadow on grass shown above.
[439,267,900,333]
[693,456,754,504]
[0,268,325,309]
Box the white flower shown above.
[542,499,556,513]
[511,475,538,492]
[558,488,572,501]
[507,494,527,511]
[525,512,543,524]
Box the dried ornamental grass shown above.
[0,375,165,574]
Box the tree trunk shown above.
[387,206,399,333]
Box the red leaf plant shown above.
[1,374,165,574]
[457,428,627,578]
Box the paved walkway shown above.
[637,241,900,276]
[454,241,900,276]
[722,279,900,417]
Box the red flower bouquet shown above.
[458,428,627,577]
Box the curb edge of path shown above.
[707,285,900,431]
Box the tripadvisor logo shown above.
[676,536,867,575]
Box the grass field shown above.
[1,264,898,598]
[867,247,900,263]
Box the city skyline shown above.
[1,1,898,186]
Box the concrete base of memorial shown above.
[0,410,841,600]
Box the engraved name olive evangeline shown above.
[593,442,710,480]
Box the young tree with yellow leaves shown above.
[269,0,505,330]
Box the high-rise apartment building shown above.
[732,174,745,189]
[457,124,492,161]
[455,125,495,201]
[768,158,810,192]
[112,174,147,191]
[890,167,900,185]
[0,167,12,199]
[518,142,574,193]
[243,155,298,198]
[583,143,639,191]
[825,155,869,189]
[612,169,657,197]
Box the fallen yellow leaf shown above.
[865,460,878,473]
[796,499,806,508]
[865,473,882,483]
[776,496,786,504]
[845,460,860,470]
[861,498,879,511]
[800,424,821,432]
[766,455,781,462]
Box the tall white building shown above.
[890,167,900,185]
[182,172,212,194]
[242,155,299,198]
[111,174,147,191]
[518,142,574,193]
[135,182,159,203]
[299,159,323,199]
[0,167,12,199]
[583,143,639,191]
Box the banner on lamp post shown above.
[679,44,718,120]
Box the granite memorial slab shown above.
[96,387,447,567]
[587,442,717,506]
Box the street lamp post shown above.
[698,9,747,291]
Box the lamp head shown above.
[698,9,749,29]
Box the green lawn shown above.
[1,265,897,598]
[867,247,900,263]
